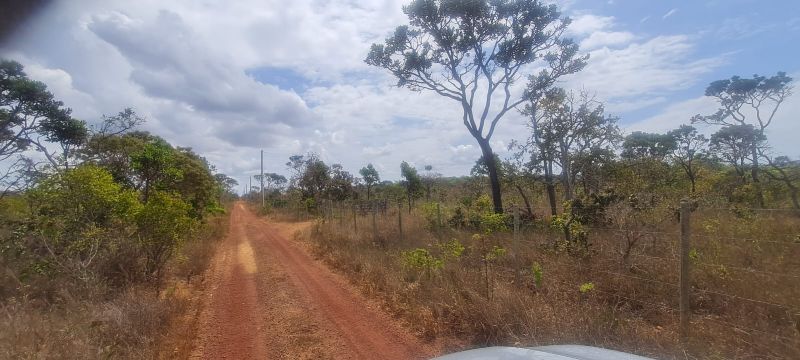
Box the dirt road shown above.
[192,202,435,359]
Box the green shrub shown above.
[420,202,443,229]
[136,191,197,280]
[479,213,509,234]
[531,262,543,287]
[438,239,465,260]
[579,282,595,293]
[401,248,443,274]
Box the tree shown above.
[525,88,620,205]
[366,0,587,213]
[1,59,88,173]
[760,155,800,209]
[327,164,355,201]
[693,72,793,207]
[297,154,330,201]
[667,125,708,193]
[421,165,441,200]
[130,138,181,202]
[710,125,766,181]
[621,131,676,161]
[473,151,535,217]
[264,173,287,193]
[400,161,423,209]
[359,163,380,200]
[215,173,239,201]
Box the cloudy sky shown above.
[1,0,798,190]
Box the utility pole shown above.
[260,150,265,208]
[249,176,252,200]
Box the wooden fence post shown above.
[680,199,692,345]
[353,203,357,233]
[372,203,378,243]
[436,202,442,229]
[398,200,403,242]
[513,204,520,284]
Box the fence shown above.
[288,197,800,357]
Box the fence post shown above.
[372,203,378,243]
[353,203,357,233]
[513,204,520,285]
[436,202,442,229]
[679,199,692,345]
[398,200,403,242]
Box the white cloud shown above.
[2,0,792,187]
[568,35,727,103]
[662,8,678,19]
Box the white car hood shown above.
[432,345,655,360]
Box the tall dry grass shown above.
[297,204,800,359]
[0,212,229,359]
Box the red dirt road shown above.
[192,202,434,359]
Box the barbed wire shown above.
[700,207,800,213]
[693,233,800,246]
[693,287,797,312]
[550,278,679,314]
[700,316,798,343]
[692,262,800,280]
[540,255,798,315]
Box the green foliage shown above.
[484,245,506,261]
[0,59,87,170]
[579,282,595,293]
[401,248,443,274]
[531,262,543,287]
[400,161,423,202]
[473,195,493,214]
[622,131,677,160]
[28,164,141,241]
[136,191,196,279]
[689,249,700,262]
[420,202,443,229]
[439,239,465,260]
[479,213,509,234]
[359,163,380,200]
[303,197,316,211]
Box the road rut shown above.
[192,202,434,359]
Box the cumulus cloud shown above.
[567,35,727,112]
[1,0,793,185]
[88,11,317,132]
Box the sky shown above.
[1,0,798,189]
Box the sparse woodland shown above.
[1,0,799,359]
[245,1,800,358]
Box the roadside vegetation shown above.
[0,59,237,358]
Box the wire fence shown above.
[286,198,800,355]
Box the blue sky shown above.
[1,0,798,187]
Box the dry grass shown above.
[0,212,230,359]
[296,205,800,359]
[0,287,182,359]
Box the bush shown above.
[20,165,141,284]
[401,248,443,276]
[137,191,196,281]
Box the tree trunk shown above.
[751,147,764,208]
[544,160,558,216]
[477,139,503,214]
[515,184,533,218]
[366,185,371,201]
[560,145,573,201]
